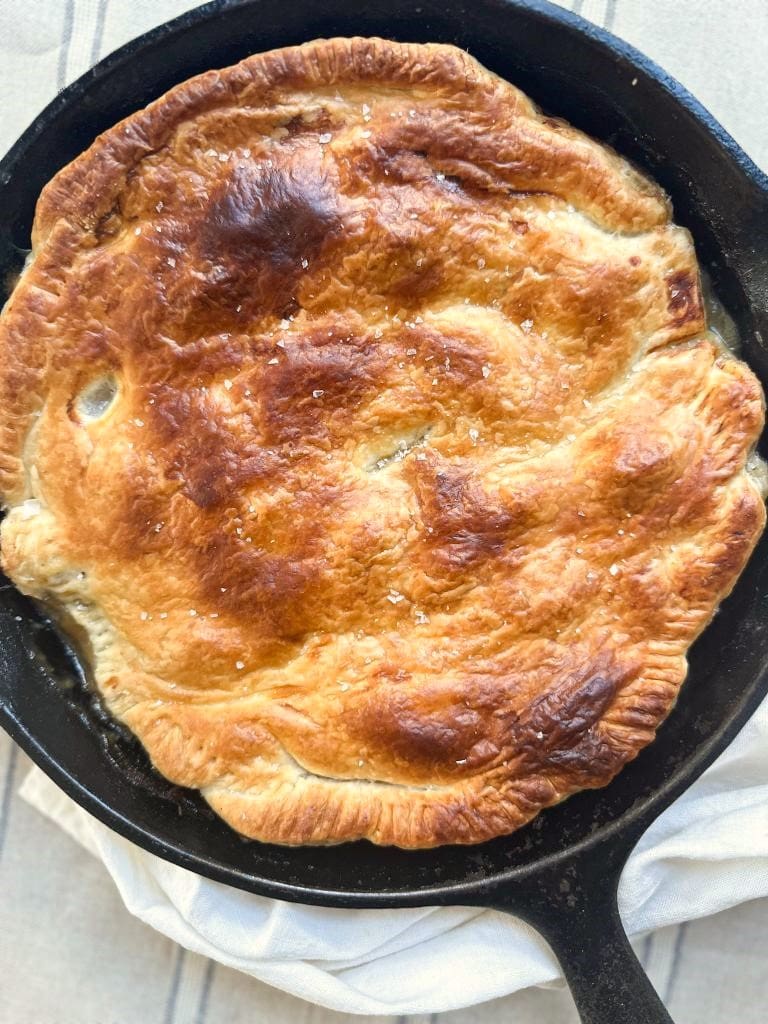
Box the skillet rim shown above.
[1,0,767,908]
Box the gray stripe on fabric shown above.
[0,743,19,860]
[194,960,217,1024]
[57,0,76,90]
[604,0,617,31]
[163,946,187,1024]
[90,0,110,64]
[665,922,689,1003]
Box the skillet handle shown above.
[485,841,674,1024]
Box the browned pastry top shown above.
[0,38,764,847]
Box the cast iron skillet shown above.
[1,1,767,1021]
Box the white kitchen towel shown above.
[20,692,768,1016]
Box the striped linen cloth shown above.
[1,1,768,1021]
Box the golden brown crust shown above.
[0,37,764,847]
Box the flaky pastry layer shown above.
[0,38,764,847]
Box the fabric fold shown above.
[19,697,768,1015]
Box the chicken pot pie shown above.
[0,38,764,848]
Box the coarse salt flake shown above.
[312,389,324,398]
[318,132,332,144]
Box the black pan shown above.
[1,2,767,1022]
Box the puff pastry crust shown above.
[0,38,764,847]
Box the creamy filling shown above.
[702,269,768,497]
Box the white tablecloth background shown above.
[1,1,767,1022]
